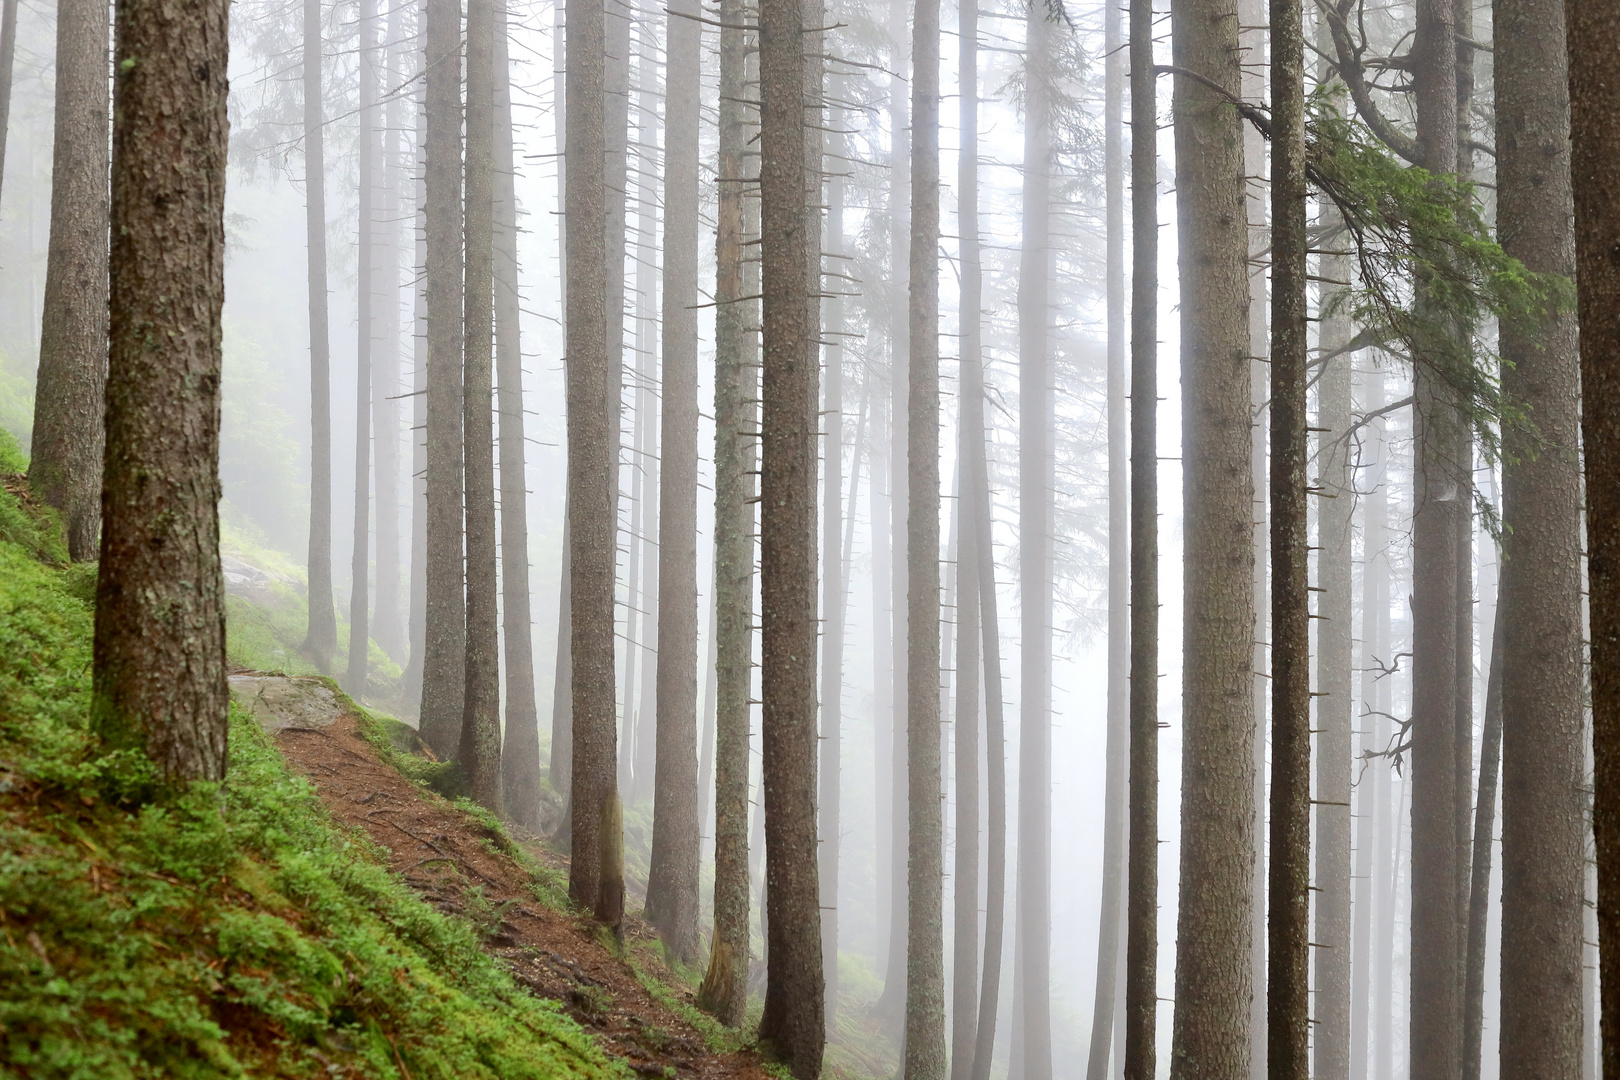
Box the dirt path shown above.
[241,676,768,1080]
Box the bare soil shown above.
[264,696,770,1080]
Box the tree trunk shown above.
[345,0,378,700]
[1016,12,1054,1079]
[1463,604,1504,1080]
[819,77,847,1027]
[494,0,541,829]
[418,0,467,755]
[31,0,109,562]
[879,0,912,1019]
[756,0,825,1064]
[1168,0,1256,1073]
[1086,0,1127,1067]
[1496,1,1585,1074]
[1122,0,1157,1074]
[1408,0,1464,1072]
[371,0,405,667]
[547,0,572,798]
[645,0,702,965]
[302,0,337,670]
[1312,169,1355,1080]
[952,3,982,1072]
[404,62,428,710]
[698,0,758,1023]
[904,0,943,1070]
[564,0,618,920]
[93,0,229,781]
[459,0,500,807]
[1266,0,1308,1075]
[1364,366,1395,1080]
[0,0,19,212]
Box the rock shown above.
[229,674,344,733]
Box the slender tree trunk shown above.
[31,0,108,561]
[548,0,572,797]
[646,0,702,964]
[1266,0,1309,1075]
[1122,0,1157,1074]
[494,0,541,828]
[1349,366,1382,1080]
[873,401,895,967]
[952,4,983,1072]
[819,79,847,1028]
[1362,364,1394,1080]
[418,0,468,754]
[460,0,500,806]
[698,0,758,1024]
[565,0,619,919]
[345,0,378,699]
[905,0,943,1069]
[93,0,228,780]
[0,0,19,213]
[302,0,338,670]
[372,0,404,667]
[404,60,428,709]
[1496,1,1585,1074]
[1463,604,1504,1080]
[1312,178,1355,1080]
[879,0,912,1017]
[1086,0,1127,1067]
[1454,0,1478,989]
[1016,12,1054,1079]
[757,0,825,1062]
[1409,0,1464,1072]
[1168,0,1256,1073]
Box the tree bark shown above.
[904,0,943,1070]
[459,0,500,808]
[952,3,982,1072]
[1463,604,1504,1080]
[1122,0,1157,1074]
[547,0,571,798]
[0,0,19,213]
[345,0,378,700]
[371,0,405,667]
[31,0,109,562]
[1363,365,1395,1080]
[495,0,541,829]
[698,0,758,1024]
[1086,0,1127,1067]
[564,0,618,920]
[302,0,337,670]
[756,0,825,1064]
[1017,11,1054,1079]
[404,60,428,710]
[1496,1,1585,1074]
[645,0,702,965]
[1168,0,1256,1074]
[418,0,467,755]
[93,0,229,781]
[1266,0,1308,1075]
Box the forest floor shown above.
[238,672,777,1080]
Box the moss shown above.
[0,514,626,1080]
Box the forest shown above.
[1,0,1620,1075]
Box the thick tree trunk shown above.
[460,0,500,807]
[1409,1,1464,1073]
[564,0,618,920]
[1496,2,1585,1075]
[1122,0,1157,1075]
[31,0,109,561]
[93,0,229,781]
[756,0,825,1064]
[698,0,758,1024]
[951,4,982,1073]
[345,0,378,700]
[494,0,541,829]
[645,0,702,965]
[819,80,848,1027]
[302,0,338,670]
[418,0,467,754]
[1016,12,1054,1079]
[1086,0,1127,1068]
[904,0,943,1071]
[1168,0,1256,1074]
[1266,0,1309,1075]
[547,0,571,797]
